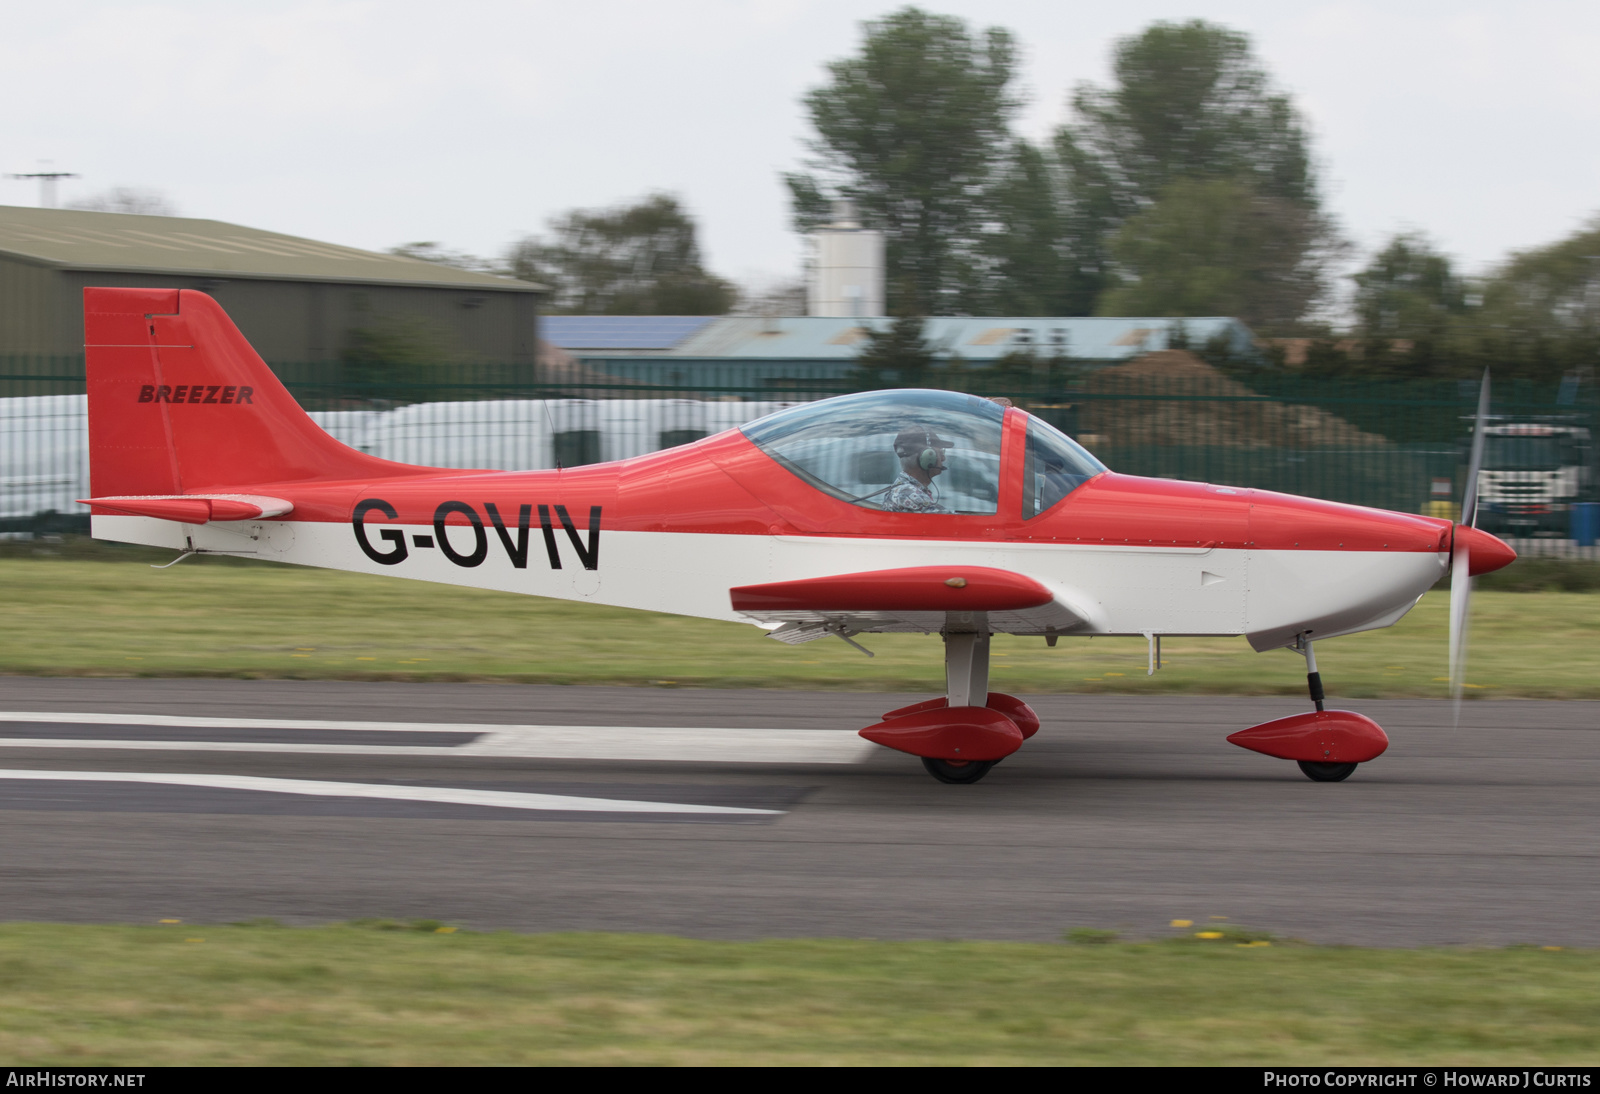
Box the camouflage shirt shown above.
[880,471,950,513]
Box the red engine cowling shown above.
[880,693,1041,739]
[859,706,1024,761]
[1227,710,1389,764]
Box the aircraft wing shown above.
[730,566,1090,643]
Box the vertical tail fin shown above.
[85,287,429,496]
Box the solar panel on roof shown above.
[541,316,716,350]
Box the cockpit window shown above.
[742,389,1004,515]
[1022,415,1106,519]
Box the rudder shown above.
[86,288,431,496]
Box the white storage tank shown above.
[807,201,885,318]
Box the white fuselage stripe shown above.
[93,515,1448,650]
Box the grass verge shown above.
[1,554,1595,696]
[0,923,1593,1065]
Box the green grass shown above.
[6,550,1593,697]
[0,924,1593,1065]
[1,553,1596,696]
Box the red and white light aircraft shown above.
[81,288,1516,784]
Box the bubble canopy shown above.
[742,389,1105,517]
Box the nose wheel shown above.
[1297,760,1358,782]
[921,757,998,784]
[1227,636,1390,781]
[856,616,1035,783]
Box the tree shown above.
[67,187,178,216]
[1097,178,1339,329]
[981,142,1095,316]
[1057,20,1315,218]
[1463,217,1600,384]
[786,7,1020,315]
[732,275,808,317]
[1054,20,1326,322]
[389,242,498,273]
[1351,233,1469,340]
[505,194,734,315]
[850,314,936,389]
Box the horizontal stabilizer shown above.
[80,494,294,524]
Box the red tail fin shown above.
[86,287,429,496]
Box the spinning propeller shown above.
[1450,371,1491,719]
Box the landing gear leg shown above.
[943,620,990,708]
[1299,634,1325,713]
[1295,634,1360,783]
[925,615,996,784]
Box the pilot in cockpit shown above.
[880,428,954,513]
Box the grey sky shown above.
[3,0,1595,300]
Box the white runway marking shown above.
[0,768,782,816]
[0,712,877,764]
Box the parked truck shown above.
[1474,421,1593,538]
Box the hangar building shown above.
[0,205,543,365]
[540,314,1259,385]
[544,316,1254,380]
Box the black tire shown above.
[1298,760,1358,782]
[922,757,997,784]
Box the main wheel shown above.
[1298,760,1358,782]
[922,757,997,784]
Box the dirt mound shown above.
[537,340,643,393]
[1079,350,1388,450]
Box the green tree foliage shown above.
[1058,21,1315,216]
[1431,219,1600,384]
[506,194,735,315]
[1351,233,1469,340]
[788,14,1334,324]
[1097,178,1339,330]
[786,7,1020,315]
[389,242,498,273]
[1057,21,1331,328]
[849,314,937,388]
[982,142,1098,317]
[339,314,453,388]
[1475,217,1600,375]
[1305,222,1600,383]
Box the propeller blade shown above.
[1451,369,1490,726]
[1449,533,1471,723]
[1460,370,1490,528]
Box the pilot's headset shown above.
[896,429,943,471]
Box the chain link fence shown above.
[3,355,1595,556]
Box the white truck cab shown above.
[1476,422,1592,537]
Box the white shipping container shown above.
[0,397,800,520]
[0,395,89,521]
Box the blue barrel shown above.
[1572,502,1600,547]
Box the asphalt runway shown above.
[0,677,1596,946]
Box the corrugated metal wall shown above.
[0,257,539,364]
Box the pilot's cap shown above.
[893,428,953,456]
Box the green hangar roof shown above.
[0,205,543,293]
